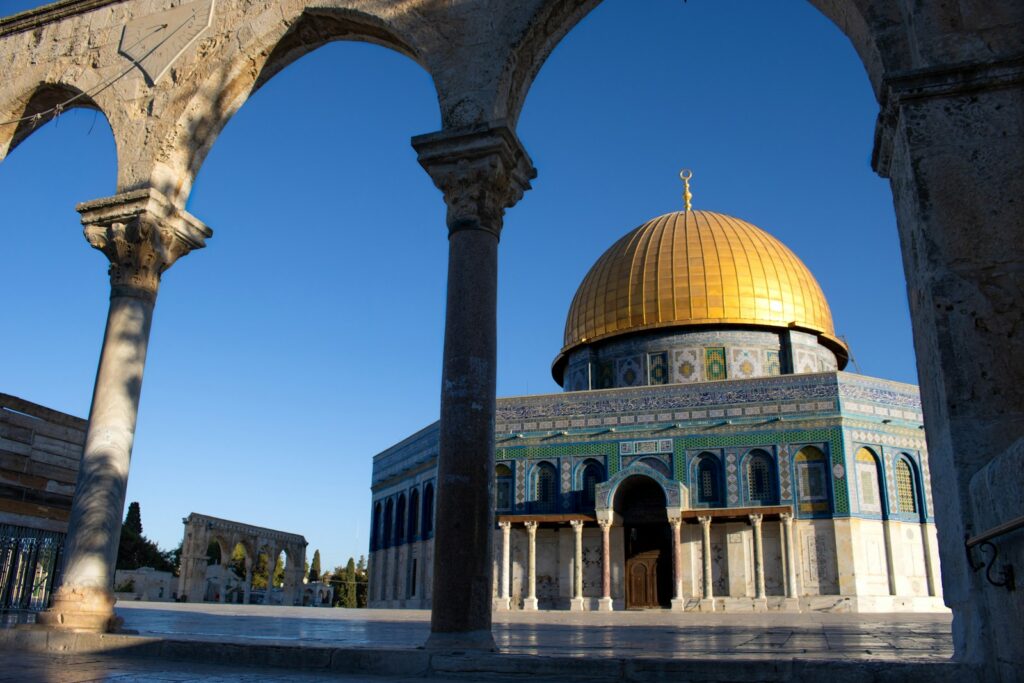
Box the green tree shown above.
[330,557,357,608]
[309,549,321,583]
[124,502,143,535]
[355,555,368,608]
[116,501,175,573]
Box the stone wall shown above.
[0,394,85,534]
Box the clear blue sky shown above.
[1,0,914,572]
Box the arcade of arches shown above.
[0,1,1021,679]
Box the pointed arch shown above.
[742,448,778,506]
[530,461,558,513]
[854,446,886,517]
[691,452,724,508]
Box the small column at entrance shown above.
[495,521,511,611]
[698,515,715,612]
[780,512,799,607]
[669,517,685,611]
[569,520,585,611]
[40,189,211,632]
[598,519,613,611]
[749,513,767,610]
[523,521,538,611]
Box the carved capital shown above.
[697,515,712,528]
[570,519,584,532]
[78,188,212,300]
[412,123,536,237]
[780,512,793,524]
[524,520,538,534]
[749,513,763,527]
[498,520,511,531]
[597,519,612,531]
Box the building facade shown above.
[368,205,944,612]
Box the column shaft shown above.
[524,521,538,610]
[750,514,766,601]
[498,521,511,610]
[781,514,798,599]
[570,520,584,610]
[698,516,714,605]
[598,520,612,611]
[670,519,684,610]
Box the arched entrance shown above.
[614,475,671,609]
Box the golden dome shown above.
[554,210,847,380]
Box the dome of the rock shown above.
[553,209,848,386]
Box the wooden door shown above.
[626,550,660,608]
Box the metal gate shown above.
[0,525,65,612]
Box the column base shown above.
[425,629,496,652]
[36,586,122,632]
[753,597,768,612]
[782,597,801,612]
[670,597,687,611]
[522,597,538,611]
[698,598,717,612]
[598,597,613,611]
[492,597,511,611]
[569,597,585,611]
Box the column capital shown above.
[569,519,584,532]
[597,519,612,531]
[524,520,538,533]
[412,123,536,237]
[669,518,682,532]
[780,512,793,524]
[79,188,212,301]
[697,514,712,526]
[749,513,763,526]
[497,520,511,530]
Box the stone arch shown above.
[156,5,441,205]
[383,498,394,549]
[894,453,925,521]
[371,501,382,551]
[395,494,407,546]
[794,445,832,512]
[595,463,684,513]
[741,448,779,506]
[422,483,434,538]
[854,446,887,517]
[690,452,725,508]
[496,0,905,128]
[408,488,420,544]
[0,78,121,162]
[529,460,559,512]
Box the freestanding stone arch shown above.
[2,2,1021,676]
[177,513,307,606]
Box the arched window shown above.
[745,449,778,505]
[383,499,394,549]
[422,483,434,538]
[533,462,558,513]
[581,460,605,509]
[495,464,513,511]
[794,446,829,512]
[408,489,420,543]
[855,447,885,515]
[695,453,723,506]
[395,495,406,546]
[371,502,382,551]
[896,457,918,515]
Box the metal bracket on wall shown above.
[965,515,1023,591]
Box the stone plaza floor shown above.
[111,602,954,660]
[1,603,958,682]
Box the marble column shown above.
[698,515,714,611]
[495,521,511,611]
[749,514,766,608]
[523,521,539,611]
[569,520,585,611]
[669,518,685,610]
[40,189,210,632]
[598,520,612,611]
[781,513,798,602]
[414,126,534,649]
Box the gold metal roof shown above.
[555,210,847,377]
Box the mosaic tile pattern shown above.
[705,347,727,381]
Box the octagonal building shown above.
[368,199,944,613]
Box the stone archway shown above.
[613,475,671,609]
